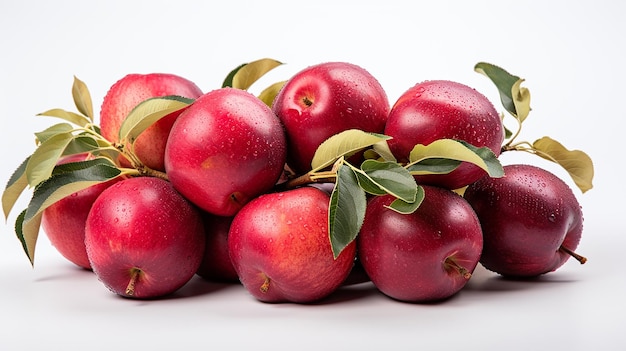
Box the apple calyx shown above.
[302,96,314,107]
[125,267,143,296]
[260,273,271,293]
[559,245,588,264]
[444,256,472,279]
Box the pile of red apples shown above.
[3,58,594,303]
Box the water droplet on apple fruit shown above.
[548,213,556,222]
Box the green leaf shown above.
[26,132,75,187]
[258,80,286,107]
[474,62,520,116]
[352,170,387,196]
[118,95,193,145]
[37,108,91,128]
[230,58,283,91]
[457,140,505,178]
[2,157,30,220]
[23,158,121,223]
[474,62,531,121]
[311,129,391,172]
[360,160,418,202]
[387,186,425,214]
[62,134,101,156]
[406,158,461,175]
[407,139,504,178]
[533,136,594,193]
[329,165,366,259]
[72,76,94,120]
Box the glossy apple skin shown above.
[196,213,239,283]
[165,87,287,217]
[228,186,357,303]
[463,164,584,278]
[272,62,390,174]
[41,153,119,270]
[358,186,483,302]
[100,73,203,171]
[384,80,504,190]
[85,177,206,299]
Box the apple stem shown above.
[283,170,337,190]
[559,245,588,264]
[260,274,271,293]
[444,257,472,279]
[125,268,142,296]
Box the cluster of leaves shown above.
[1,58,594,266]
[474,63,594,193]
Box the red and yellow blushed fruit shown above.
[272,61,390,174]
[228,186,356,303]
[165,87,287,217]
[41,153,120,270]
[85,176,206,299]
[463,164,586,278]
[99,73,203,171]
[385,80,504,190]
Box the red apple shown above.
[384,80,504,190]
[228,186,356,303]
[164,87,287,217]
[84,176,206,299]
[463,164,586,278]
[196,213,239,283]
[272,61,390,174]
[357,186,483,302]
[41,153,120,270]
[99,73,203,171]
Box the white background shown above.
[1,1,624,350]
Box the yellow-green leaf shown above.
[34,123,74,144]
[37,108,91,128]
[25,132,74,187]
[258,80,286,107]
[533,136,594,193]
[408,139,503,177]
[72,76,94,120]
[3,157,30,221]
[512,79,531,122]
[311,129,391,172]
[231,58,283,91]
[118,96,193,145]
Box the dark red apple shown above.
[164,87,287,217]
[41,153,120,270]
[84,176,206,299]
[99,73,203,171]
[463,164,586,278]
[196,213,239,283]
[384,80,504,190]
[228,186,356,303]
[357,186,483,302]
[272,61,390,174]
